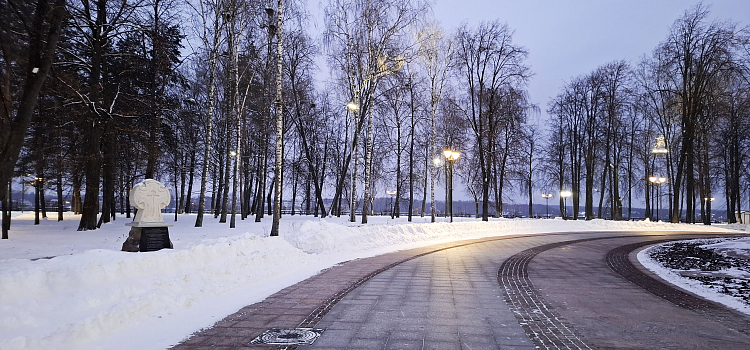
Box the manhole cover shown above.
[249,328,324,345]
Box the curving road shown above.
[174,231,750,350]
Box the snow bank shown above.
[702,237,750,259]
[0,213,737,350]
[638,240,750,316]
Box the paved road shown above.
[173,231,750,350]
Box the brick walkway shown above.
[172,234,538,350]
[171,231,750,350]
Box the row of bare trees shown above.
[547,5,750,223]
[5,1,746,242]
[0,0,564,239]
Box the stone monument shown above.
[121,179,174,252]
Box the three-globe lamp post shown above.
[560,190,572,220]
[703,197,715,225]
[541,193,553,219]
[347,101,359,223]
[443,150,460,223]
[649,176,667,222]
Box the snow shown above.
[701,237,750,259]
[0,212,740,350]
[638,239,750,316]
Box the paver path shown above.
[172,231,750,350]
[532,236,750,349]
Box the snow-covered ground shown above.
[0,212,741,350]
[639,236,750,316]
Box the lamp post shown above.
[442,150,460,222]
[33,176,43,225]
[541,193,553,219]
[651,136,669,221]
[560,190,572,220]
[703,197,715,225]
[347,101,359,223]
[387,190,397,218]
[431,157,441,222]
[649,176,667,222]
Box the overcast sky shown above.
[310,0,750,123]
[306,1,749,204]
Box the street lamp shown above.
[703,197,715,225]
[443,150,460,222]
[652,136,669,154]
[649,176,667,222]
[651,136,669,222]
[560,190,572,220]
[347,101,359,223]
[387,190,397,218]
[541,193,553,219]
[346,101,359,112]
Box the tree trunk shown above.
[270,0,284,235]
[429,99,436,223]
[214,147,225,218]
[2,180,10,239]
[78,120,102,231]
[421,139,428,217]
[362,102,374,224]
[34,180,40,225]
[219,126,232,222]
[178,154,186,214]
[228,6,241,229]
[185,152,195,214]
[72,172,82,214]
[305,171,311,215]
[98,123,115,227]
[56,167,63,221]
[0,0,66,203]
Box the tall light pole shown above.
[387,190,397,218]
[649,176,666,222]
[651,136,669,222]
[431,157,441,222]
[541,193,553,219]
[347,101,359,223]
[443,150,460,222]
[560,190,572,220]
[703,197,715,225]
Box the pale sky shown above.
[431,0,750,122]
[306,0,749,204]
[310,0,750,122]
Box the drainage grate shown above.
[249,328,324,345]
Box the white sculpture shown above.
[127,179,171,227]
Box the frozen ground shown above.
[639,235,750,316]
[0,211,742,350]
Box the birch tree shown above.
[323,0,426,224]
[415,20,452,222]
[189,0,223,227]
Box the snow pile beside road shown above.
[703,237,750,259]
[283,217,731,256]
[0,214,738,350]
[638,238,750,317]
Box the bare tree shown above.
[0,0,66,211]
[415,20,452,222]
[323,0,426,224]
[652,4,735,223]
[270,0,283,236]
[454,21,531,221]
[189,0,224,227]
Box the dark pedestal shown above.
[139,227,173,252]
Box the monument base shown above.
[121,226,174,252]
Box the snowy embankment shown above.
[638,236,750,316]
[0,213,739,350]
